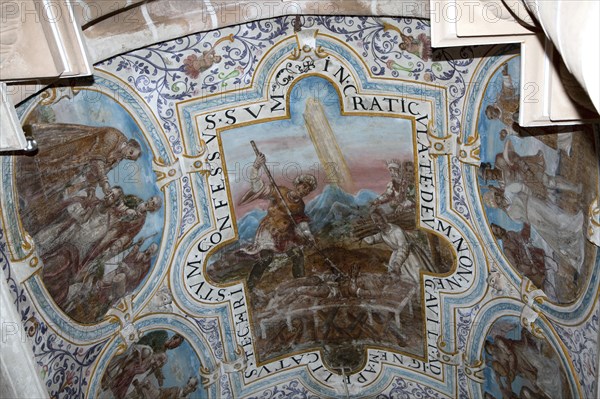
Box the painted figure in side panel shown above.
[480,140,581,200]
[484,326,569,399]
[101,332,185,399]
[16,122,164,322]
[490,223,557,298]
[38,192,161,312]
[484,184,584,272]
[17,123,142,234]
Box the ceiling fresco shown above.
[1,16,599,399]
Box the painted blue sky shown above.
[161,337,205,398]
[478,57,559,175]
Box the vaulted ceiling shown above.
[1,3,599,399]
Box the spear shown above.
[250,141,346,277]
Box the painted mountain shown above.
[237,209,267,243]
[236,185,378,240]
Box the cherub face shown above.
[155,292,172,306]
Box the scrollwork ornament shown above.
[106,295,141,353]
[199,347,247,388]
[518,279,546,339]
[437,336,463,366]
[554,315,599,399]
[274,62,298,89]
[376,377,450,399]
[451,156,471,219]
[520,278,547,307]
[463,359,485,383]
